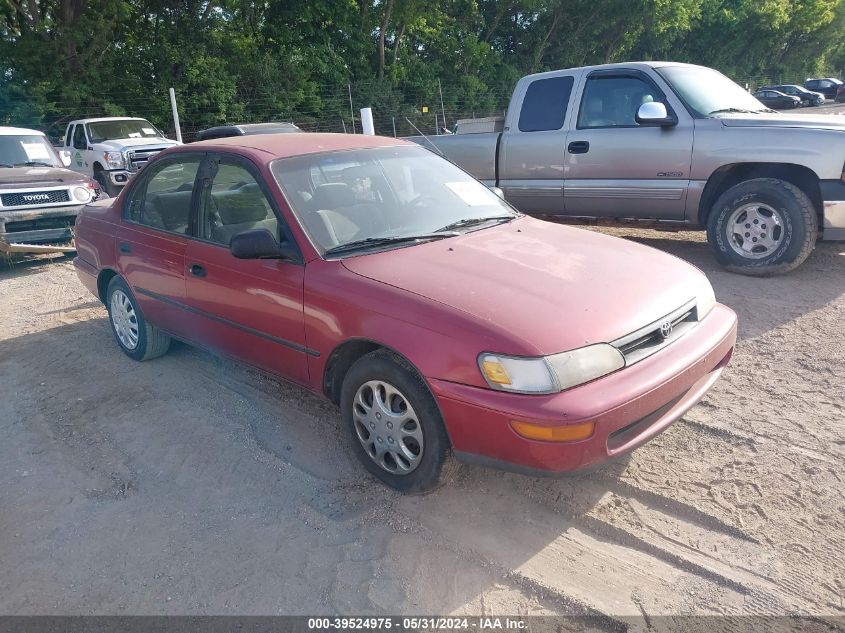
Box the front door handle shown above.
[118,242,131,254]
[568,141,590,154]
[189,264,207,278]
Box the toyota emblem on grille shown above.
[23,193,51,202]
[658,321,673,339]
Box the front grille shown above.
[128,148,168,171]
[5,216,76,232]
[0,189,71,207]
[612,300,698,366]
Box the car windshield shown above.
[86,119,162,143]
[0,134,60,167]
[658,66,770,116]
[271,145,517,256]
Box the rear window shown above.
[518,76,574,132]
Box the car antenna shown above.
[404,117,445,157]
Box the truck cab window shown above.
[578,75,663,129]
[73,125,87,150]
[518,76,574,132]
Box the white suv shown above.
[63,118,179,196]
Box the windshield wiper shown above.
[323,233,458,256]
[436,215,515,232]
[14,161,54,167]
[707,108,765,116]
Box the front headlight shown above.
[103,151,124,170]
[479,344,625,395]
[72,186,92,203]
[696,279,716,319]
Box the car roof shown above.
[185,132,413,160]
[0,126,46,136]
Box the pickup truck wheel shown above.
[341,350,456,493]
[94,170,120,198]
[106,276,171,361]
[707,178,817,276]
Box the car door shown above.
[562,69,694,220]
[183,153,309,386]
[497,72,577,214]
[69,124,90,175]
[116,153,203,339]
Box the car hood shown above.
[341,217,708,355]
[0,166,92,189]
[719,113,845,131]
[97,137,179,150]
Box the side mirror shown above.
[59,150,72,167]
[488,186,505,199]
[230,229,298,261]
[635,102,677,127]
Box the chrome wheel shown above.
[110,289,139,350]
[352,380,424,475]
[726,202,785,260]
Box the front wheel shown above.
[341,350,456,493]
[707,178,817,276]
[94,170,121,198]
[106,276,171,361]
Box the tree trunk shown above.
[378,0,394,80]
[392,21,406,65]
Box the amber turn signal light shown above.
[509,419,595,442]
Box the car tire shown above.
[707,178,817,276]
[341,349,457,493]
[106,276,171,361]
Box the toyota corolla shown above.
[73,133,737,492]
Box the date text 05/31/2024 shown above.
[307,617,528,630]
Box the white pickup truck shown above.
[63,117,179,196]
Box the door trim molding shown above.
[135,286,320,357]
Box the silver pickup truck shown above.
[413,62,845,275]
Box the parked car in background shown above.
[410,61,845,276]
[752,89,801,109]
[194,122,301,141]
[804,78,843,100]
[63,117,179,197]
[836,85,845,103]
[72,133,737,492]
[0,126,101,254]
[764,84,825,106]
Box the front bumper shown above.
[430,303,737,475]
[0,205,85,252]
[105,170,132,187]
[820,180,845,241]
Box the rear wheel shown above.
[706,178,817,276]
[341,350,456,493]
[106,276,171,361]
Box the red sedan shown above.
[73,133,737,492]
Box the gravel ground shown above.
[0,229,843,623]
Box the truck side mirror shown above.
[59,150,72,167]
[636,102,677,127]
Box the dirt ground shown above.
[0,228,843,623]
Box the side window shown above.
[518,76,574,132]
[124,159,200,234]
[200,162,279,247]
[578,75,666,129]
[65,126,73,147]
[72,125,87,150]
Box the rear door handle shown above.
[189,264,207,278]
[118,242,131,254]
[568,141,590,154]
